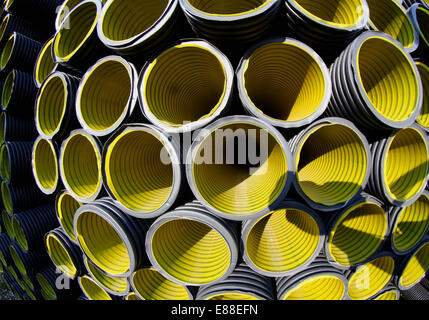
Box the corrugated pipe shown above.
[1,210,14,239]
[179,0,282,45]
[241,199,324,277]
[146,201,239,286]
[389,191,429,255]
[345,252,396,300]
[276,255,349,300]
[366,0,418,52]
[407,4,429,58]
[125,292,140,300]
[367,125,429,207]
[8,241,50,276]
[0,13,48,48]
[84,255,130,297]
[138,39,234,133]
[55,0,107,31]
[32,137,61,195]
[74,198,150,277]
[289,117,371,211]
[55,190,82,243]
[326,31,423,130]
[12,203,59,251]
[33,36,56,88]
[0,233,13,267]
[1,69,38,118]
[0,141,33,185]
[76,56,140,137]
[1,180,54,215]
[78,274,118,300]
[36,265,81,300]
[395,237,429,290]
[35,72,80,140]
[401,282,429,300]
[196,263,274,300]
[102,124,182,219]
[236,37,331,129]
[0,32,43,74]
[284,0,370,61]
[324,193,389,269]
[2,273,25,299]
[0,112,37,144]
[97,0,185,58]
[130,267,193,300]
[416,60,429,131]
[45,227,84,279]
[59,129,103,202]
[186,115,293,220]
[52,0,111,73]
[403,0,429,9]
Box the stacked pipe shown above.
[0,0,428,302]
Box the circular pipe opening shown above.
[56,191,81,242]
[36,73,67,138]
[0,112,5,144]
[416,62,429,129]
[77,57,134,135]
[11,217,27,251]
[416,6,429,47]
[100,0,170,43]
[2,210,14,239]
[84,257,128,294]
[244,206,322,275]
[373,289,399,300]
[0,14,9,44]
[32,138,58,194]
[132,268,191,300]
[0,34,15,70]
[9,245,25,275]
[150,218,231,285]
[399,241,429,288]
[53,1,99,61]
[1,182,12,214]
[295,123,368,207]
[0,144,10,182]
[55,0,88,29]
[281,274,346,300]
[104,129,175,214]
[348,255,395,300]
[141,42,231,131]
[186,0,270,15]
[75,210,130,275]
[126,292,140,300]
[328,201,388,267]
[383,127,429,203]
[392,192,429,253]
[357,36,420,123]
[1,70,14,109]
[189,120,290,217]
[240,40,330,127]
[60,132,102,201]
[36,273,57,300]
[46,234,77,278]
[79,275,112,300]
[35,38,56,87]
[204,293,261,300]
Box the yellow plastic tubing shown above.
[45,233,77,278]
[139,39,234,132]
[186,115,293,220]
[398,239,429,290]
[242,201,324,276]
[60,130,102,202]
[416,61,429,130]
[34,37,56,88]
[326,195,388,268]
[55,0,107,30]
[292,119,370,210]
[131,268,192,300]
[186,0,271,15]
[347,254,395,300]
[32,137,59,195]
[55,191,82,243]
[76,56,138,136]
[366,0,417,51]
[79,275,112,300]
[237,38,331,128]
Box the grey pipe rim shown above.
[236,36,331,129]
[185,114,294,221]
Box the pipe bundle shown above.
[1,0,429,302]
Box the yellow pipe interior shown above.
[417,7,429,47]
[46,234,77,278]
[36,273,57,300]
[85,258,128,294]
[1,70,14,108]
[79,275,112,300]
[33,138,58,192]
[11,217,27,251]
[282,275,346,300]
[35,38,56,86]
[0,34,14,70]
[399,241,429,288]
[373,290,399,300]
[2,210,14,239]
[56,192,81,242]
[416,62,429,128]
[187,0,269,15]
[1,182,12,214]
[206,293,261,300]
[0,144,9,182]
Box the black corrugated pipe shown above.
[45,227,84,279]
[0,233,13,267]
[196,263,275,300]
[1,180,54,215]
[276,255,349,300]
[371,285,400,300]
[289,117,371,212]
[401,282,429,300]
[403,0,429,9]
[11,203,58,251]
[74,198,151,278]
[0,112,37,144]
[36,265,81,300]
[366,125,429,207]
[1,69,38,118]
[179,0,282,49]
[8,241,50,276]
[52,0,112,73]
[35,71,80,141]
[324,193,389,270]
[284,0,370,62]
[0,141,33,185]
[326,31,423,130]
[407,4,429,59]
[2,273,25,299]
[0,32,43,74]
[145,201,239,287]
